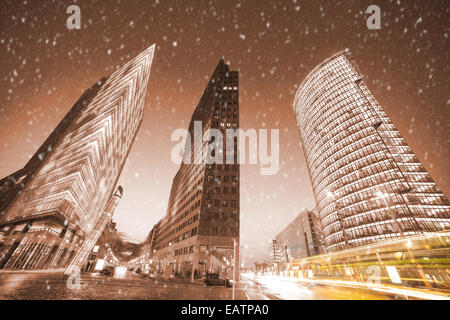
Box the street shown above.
[0,270,242,300]
[0,270,417,300]
[242,276,400,300]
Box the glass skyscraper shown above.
[293,50,450,252]
[0,45,155,271]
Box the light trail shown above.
[256,275,450,300]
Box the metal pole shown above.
[232,238,236,300]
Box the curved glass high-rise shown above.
[293,50,450,252]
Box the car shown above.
[204,273,231,287]
[100,266,114,276]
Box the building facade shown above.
[275,209,323,264]
[148,59,240,280]
[71,186,123,274]
[132,221,160,274]
[293,50,450,252]
[0,45,155,271]
[266,239,282,272]
[83,216,120,273]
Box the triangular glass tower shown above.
[0,45,155,271]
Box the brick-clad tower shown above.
[150,60,240,281]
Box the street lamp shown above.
[232,238,237,300]
[231,239,247,300]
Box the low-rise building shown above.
[274,209,324,273]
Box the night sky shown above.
[1,0,449,264]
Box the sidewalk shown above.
[0,268,65,274]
